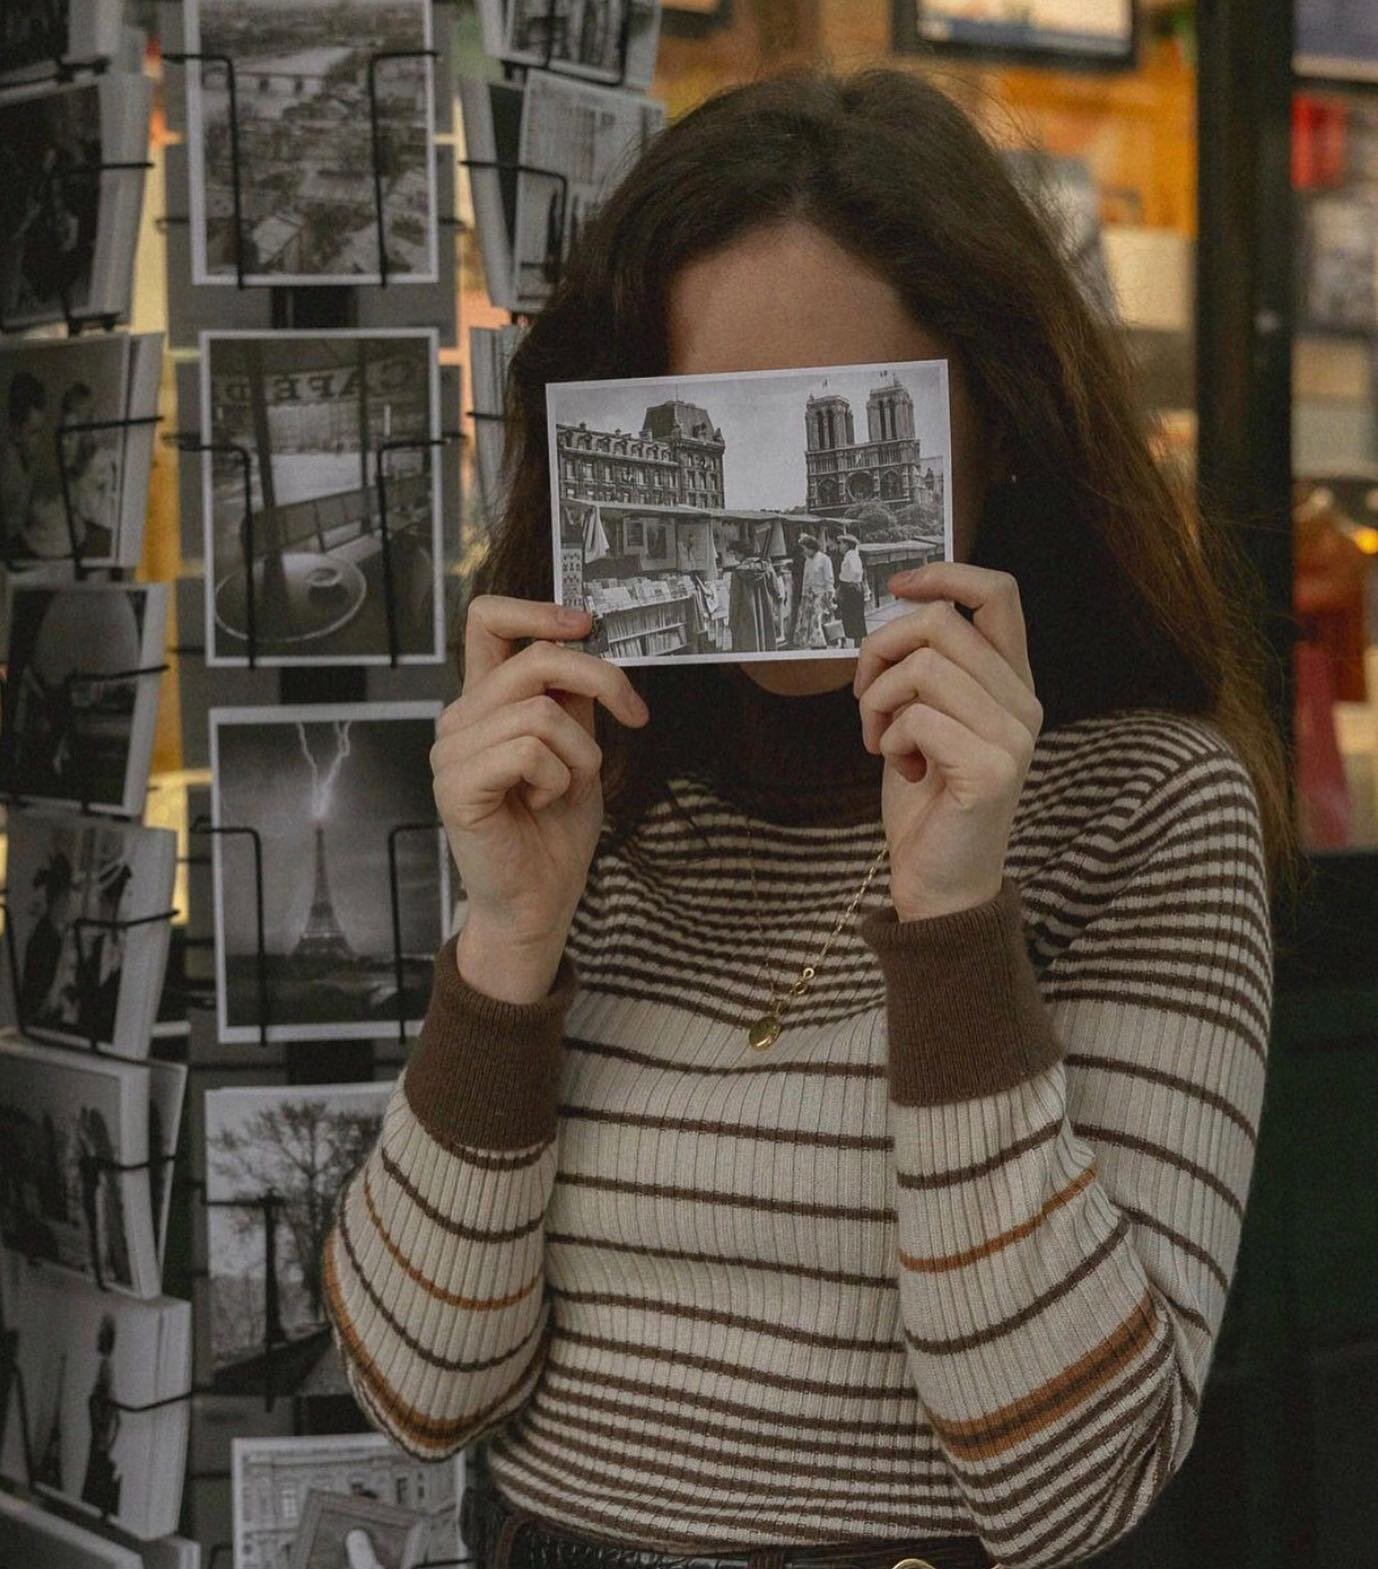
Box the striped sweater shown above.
[323,671,1274,1569]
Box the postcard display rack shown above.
[0,0,669,1561]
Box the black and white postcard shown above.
[0,579,167,816]
[184,0,438,286]
[548,359,953,665]
[204,1081,389,1398]
[232,1433,460,1569]
[0,1,127,86]
[199,330,444,665]
[0,809,176,1057]
[209,703,448,1043]
[0,1034,163,1296]
[0,75,153,331]
[477,0,663,91]
[0,332,162,571]
[0,1250,191,1539]
[469,322,526,524]
[459,71,664,313]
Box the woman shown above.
[793,533,835,649]
[325,69,1295,1569]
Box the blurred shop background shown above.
[99,0,1378,1559]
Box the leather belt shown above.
[459,1464,996,1569]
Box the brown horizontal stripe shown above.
[322,1227,550,1448]
[929,1349,1173,1531]
[389,1132,555,1173]
[541,1352,936,1442]
[561,973,888,1032]
[1041,986,1267,1062]
[487,1435,977,1544]
[556,1168,894,1225]
[1004,1380,1173,1562]
[1020,780,1261,853]
[557,1102,891,1150]
[546,1228,892,1289]
[378,1141,545,1243]
[337,1197,545,1376]
[897,1115,1061,1191]
[568,943,889,1002]
[1075,1124,1246,1216]
[1064,1053,1259,1144]
[904,1213,1130,1354]
[530,1371,945,1462]
[511,1407,960,1505]
[362,1167,543,1313]
[1116,1202,1232,1297]
[566,1035,886,1079]
[1046,958,1271,1041]
[900,1164,1097,1275]
[1051,940,1271,1012]
[549,1285,904,1355]
[946,1331,1175,1502]
[578,910,893,964]
[556,1322,905,1403]
[928,1293,1158,1460]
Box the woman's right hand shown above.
[432,595,649,1004]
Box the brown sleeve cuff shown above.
[402,930,578,1152]
[858,875,1063,1107]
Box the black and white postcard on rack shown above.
[199,329,444,665]
[0,1035,164,1297]
[459,71,664,313]
[0,808,176,1057]
[184,0,438,286]
[0,579,167,816]
[0,332,163,572]
[478,0,663,91]
[232,1432,461,1569]
[0,1251,192,1539]
[0,75,153,331]
[209,702,448,1043]
[547,359,953,665]
[203,1081,390,1398]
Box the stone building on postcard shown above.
[803,374,942,517]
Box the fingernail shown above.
[558,605,590,628]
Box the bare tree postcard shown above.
[547,359,952,665]
[204,1081,390,1397]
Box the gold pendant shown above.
[748,1013,782,1051]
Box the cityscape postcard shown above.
[547,359,953,666]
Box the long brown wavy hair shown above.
[471,65,1304,921]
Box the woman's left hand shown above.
[854,562,1044,922]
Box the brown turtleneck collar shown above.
[697,663,885,827]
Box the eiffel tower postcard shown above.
[208,701,449,1043]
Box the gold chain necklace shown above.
[742,815,889,1051]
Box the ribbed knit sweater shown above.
[323,667,1274,1569]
